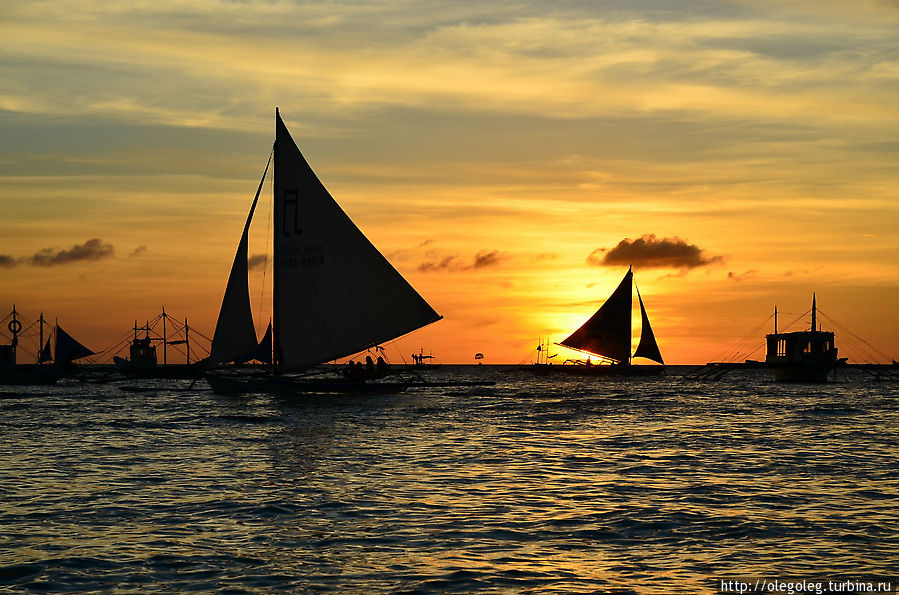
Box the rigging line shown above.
[257,146,274,336]
[817,310,892,362]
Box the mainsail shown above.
[560,268,633,363]
[273,110,441,369]
[559,267,663,365]
[210,109,442,370]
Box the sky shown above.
[1,0,897,365]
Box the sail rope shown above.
[817,309,893,364]
[257,146,274,337]
[707,313,773,364]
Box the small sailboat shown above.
[1,306,95,384]
[409,348,439,370]
[765,294,838,382]
[533,267,665,376]
[206,110,442,394]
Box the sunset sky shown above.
[2,0,897,365]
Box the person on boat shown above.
[376,356,390,378]
[363,356,375,379]
[344,360,363,381]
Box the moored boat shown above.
[765,294,837,382]
[1,306,95,384]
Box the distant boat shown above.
[112,311,208,379]
[206,110,442,394]
[410,348,439,370]
[533,267,665,376]
[765,294,837,382]
[1,306,94,385]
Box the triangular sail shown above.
[560,268,632,363]
[39,338,52,363]
[55,325,94,363]
[273,109,442,370]
[250,322,273,364]
[633,286,664,364]
[210,153,272,364]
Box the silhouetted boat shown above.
[1,306,95,385]
[409,348,439,369]
[206,110,441,394]
[112,311,207,379]
[533,267,665,376]
[765,294,837,382]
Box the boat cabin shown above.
[128,336,158,368]
[764,295,838,382]
[766,330,835,364]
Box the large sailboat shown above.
[533,267,665,376]
[205,110,442,394]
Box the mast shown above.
[811,293,817,332]
[10,305,18,359]
[774,306,778,334]
[185,318,190,364]
[162,307,167,366]
[39,312,44,364]
[273,108,282,369]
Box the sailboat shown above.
[533,267,665,376]
[205,109,442,394]
[1,306,95,385]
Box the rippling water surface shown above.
[1,367,897,593]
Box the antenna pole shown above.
[185,318,190,364]
[774,306,778,334]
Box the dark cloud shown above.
[472,250,503,269]
[588,234,723,269]
[30,238,114,267]
[418,250,506,272]
[248,253,268,270]
[728,270,757,282]
[130,245,147,257]
[0,255,19,268]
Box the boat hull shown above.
[769,362,834,383]
[0,364,60,385]
[115,360,207,379]
[530,363,665,377]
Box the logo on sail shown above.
[280,244,325,267]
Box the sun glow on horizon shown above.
[1,1,897,364]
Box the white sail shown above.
[209,154,271,364]
[272,110,441,370]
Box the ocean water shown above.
[1,366,896,593]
